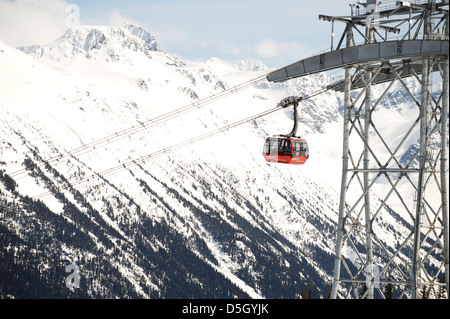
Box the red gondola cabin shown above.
[263,137,309,165]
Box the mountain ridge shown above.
[0,24,429,299]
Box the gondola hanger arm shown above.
[277,96,304,108]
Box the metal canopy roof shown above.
[266,40,449,83]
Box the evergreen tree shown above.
[384,273,393,299]
[437,276,446,299]
[301,286,308,299]
[300,284,314,299]
[326,284,332,299]
[360,284,368,299]
[420,284,429,299]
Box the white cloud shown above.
[152,24,189,48]
[217,40,249,57]
[105,9,142,29]
[211,38,315,67]
[0,1,319,67]
[0,0,70,47]
[255,39,280,58]
[255,38,312,59]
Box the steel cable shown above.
[32,105,281,201]
[31,84,330,201]
[9,73,269,179]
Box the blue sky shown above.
[1,0,352,68]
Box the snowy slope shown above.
[0,24,425,298]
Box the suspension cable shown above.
[32,105,281,201]
[9,73,269,179]
[31,84,330,201]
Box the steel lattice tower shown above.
[267,0,449,299]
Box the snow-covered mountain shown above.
[0,24,428,298]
